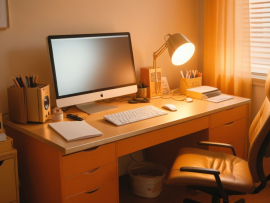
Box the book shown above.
[49,121,103,142]
[186,86,220,99]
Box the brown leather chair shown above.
[167,73,270,203]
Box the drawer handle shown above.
[85,186,101,194]
[225,107,235,111]
[225,121,235,126]
[83,146,99,152]
[83,167,100,174]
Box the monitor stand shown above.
[77,102,117,115]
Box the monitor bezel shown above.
[47,32,137,102]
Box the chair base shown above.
[183,197,245,203]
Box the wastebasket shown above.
[128,162,167,198]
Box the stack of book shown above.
[186,86,233,102]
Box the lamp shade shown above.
[167,33,195,66]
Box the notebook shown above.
[49,121,103,142]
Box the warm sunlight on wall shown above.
[0,0,201,113]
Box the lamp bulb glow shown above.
[171,43,195,66]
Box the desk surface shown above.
[4,97,250,154]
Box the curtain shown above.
[203,0,252,99]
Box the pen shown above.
[29,75,33,87]
[180,71,185,78]
[34,75,38,85]
[16,77,22,87]
[12,78,19,87]
[25,76,29,87]
[19,76,26,87]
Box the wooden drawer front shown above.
[209,118,245,144]
[209,137,245,159]
[64,162,117,198]
[210,105,246,129]
[65,180,118,203]
[0,158,17,203]
[118,116,209,157]
[63,143,116,178]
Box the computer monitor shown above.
[47,32,137,114]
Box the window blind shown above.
[250,0,270,77]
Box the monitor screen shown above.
[47,32,137,112]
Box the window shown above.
[250,0,270,79]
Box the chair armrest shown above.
[180,166,227,199]
[180,166,220,175]
[198,141,236,156]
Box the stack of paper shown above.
[186,86,220,99]
[49,121,103,142]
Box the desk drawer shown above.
[210,105,246,129]
[64,162,117,198]
[209,118,245,144]
[62,143,116,178]
[65,180,118,203]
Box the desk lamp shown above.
[153,33,195,96]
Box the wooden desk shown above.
[4,97,250,203]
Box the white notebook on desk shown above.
[49,121,103,142]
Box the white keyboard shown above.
[104,105,168,126]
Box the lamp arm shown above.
[153,41,168,59]
[153,41,168,95]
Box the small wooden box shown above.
[140,67,162,98]
[180,77,202,95]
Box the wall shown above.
[0,0,200,114]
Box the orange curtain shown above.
[203,0,252,99]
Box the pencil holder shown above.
[7,84,51,124]
[137,87,148,98]
[180,77,202,95]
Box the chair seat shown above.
[167,147,255,193]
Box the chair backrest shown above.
[248,72,270,183]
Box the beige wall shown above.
[0,0,201,114]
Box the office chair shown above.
[167,73,270,203]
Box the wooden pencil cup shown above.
[180,77,202,95]
[137,87,148,98]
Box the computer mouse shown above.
[162,104,177,111]
[186,98,193,102]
